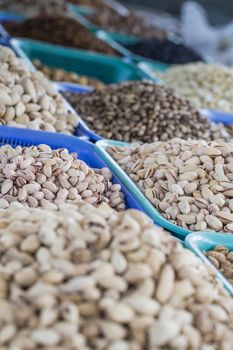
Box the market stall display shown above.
[3,16,119,56]
[107,139,233,233]
[0,202,233,349]
[206,245,233,284]
[157,63,233,113]
[0,45,78,134]
[63,81,230,142]
[124,37,203,64]
[0,0,233,347]
[33,59,105,89]
[0,144,125,210]
[0,0,68,16]
[88,7,166,39]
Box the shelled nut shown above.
[33,60,105,89]
[157,63,233,113]
[0,202,233,349]
[0,44,79,134]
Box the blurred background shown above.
[122,0,233,24]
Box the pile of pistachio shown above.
[108,138,233,232]
[0,202,233,349]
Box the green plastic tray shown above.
[96,140,191,240]
[10,38,156,84]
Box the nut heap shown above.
[0,45,78,134]
[89,8,166,39]
[0,0,68,16]
[64,81,230,142]
[0,202,233,349]
[157,63,233,113]
[124,38,203,64]
[206,245,233,284]
[67,0,108,10]
[33,59,105,89]
[4,16,119,57]
[108,139,233,232]
[0,144,125,210]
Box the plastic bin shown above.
[0,125,145,211]
[10,38,156,84]
[201,109,233,125]
[0,11,26,22]
[96,139,191,240]
[185,232,233,295]
[68,4,96,17]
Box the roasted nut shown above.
[0,144,125,210]
[0,45,79,134]
[33,60,105,90]
[0,202,232,349]
[108,138,233,232]
[64,81,230,142]
[157,63,233,113]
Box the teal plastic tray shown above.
[96,139,191,240]
[185,232,233,295]
[68,4,96,16]
[10,38,155,84]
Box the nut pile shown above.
[64,81,230,142]
[67,0,108,10]
[89,8,166,39]
[108,139,233,232]
[0,144,125,210]
[124,38,203,64]
[33,59,105,89]
[0,45,78,134]
[4,16,119,57]
[0,202,233,349]
[0,0,68,16]
[157,63,233,113]
[206,245,233,285]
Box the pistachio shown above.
[0,144,125,210]
[0,203,233,349]
[108,139,233,233]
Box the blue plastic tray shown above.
[96,139,191,240]
[56,82,93,94]
[201,109,233,125]
[0,125,145,211]
[185,232,233,295]
[0,11,26,22]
